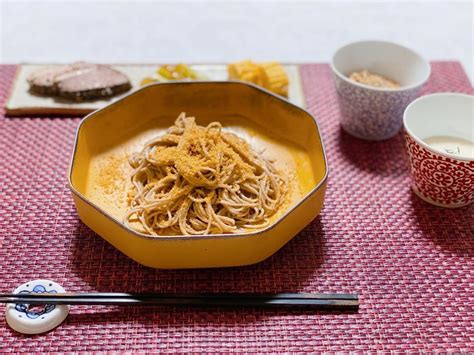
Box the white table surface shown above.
[0,0,472,82]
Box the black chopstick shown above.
[0,292,358,309]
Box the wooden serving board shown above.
[5,64,305,116]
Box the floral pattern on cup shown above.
[405,133,474,207]
[333,75,422,140]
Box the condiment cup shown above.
[403,93,474,208]
[330,40,431,140]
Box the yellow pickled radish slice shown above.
[157,65,175,80]
[140,77,159,87]
[158,64,198,80]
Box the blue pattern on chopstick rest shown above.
[14,285,57,319]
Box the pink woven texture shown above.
[0,62,472,352]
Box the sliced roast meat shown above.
[27,62,95,96]
[57,65,131,101]
[27,62,131,101]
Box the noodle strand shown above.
[124,113,287,236]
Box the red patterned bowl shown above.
[403,93,474,208]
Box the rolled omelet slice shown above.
[261,62,289,97]
[228,60,265,86]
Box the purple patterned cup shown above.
[330,40,430,141]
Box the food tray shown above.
[5,64,305,116]
[0,62,472,352]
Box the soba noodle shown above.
[124,113,287,235]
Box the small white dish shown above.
[403,93,474,207]
[331,40,431,140]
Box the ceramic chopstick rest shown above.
[6,280,69,334]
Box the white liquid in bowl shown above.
[424,136,474,159]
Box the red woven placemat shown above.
[0,62,472,352]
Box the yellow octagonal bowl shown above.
[68,81,328,269]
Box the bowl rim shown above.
[67,80,329,241]
[330,39,431,93]
[403,92,474,162]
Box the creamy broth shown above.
[85,117,317,231]
[423,135,474,159]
